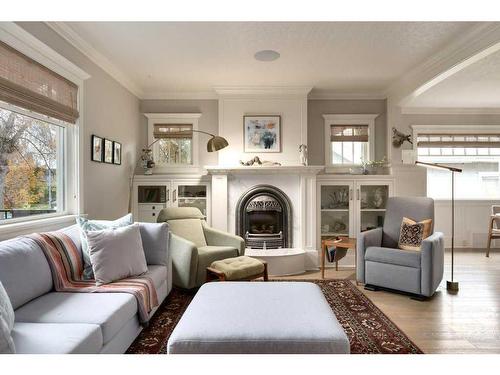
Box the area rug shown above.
[126,279,423,354]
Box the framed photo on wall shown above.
[113,141,122,165]
[103,138,114,164]
[91,135,103,162]
[243,115,281,153]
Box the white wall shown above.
[217,94,308,166]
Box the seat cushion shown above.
[167,282,349,354]
[14,292,137,344]
[210,256,264,280]
[196,246,239,285]
[0,236,53,309]
[168,219,207,248]
[12,322,102,354]
[365,246,421,268]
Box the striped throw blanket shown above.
[27,232,158,325]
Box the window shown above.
[145,113,201,171]
[414,127,500,200]
[323,114,377,170]
[330,125,369,165]
[153,124,193,164]
[0,103,66,221]
[0,31,83,225]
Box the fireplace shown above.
[236,185,292,249]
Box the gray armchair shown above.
[357,197,444,298]
[157,207,245,289]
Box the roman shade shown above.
[417,134,500,149]
[330,125,369,142]
[0,41,79,124]
[153,124,193,139]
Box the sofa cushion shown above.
[58,224,83,253]
[12,322,102,354]
[14,292,137,344]
[168,219,207,248]
[365,246,421,268]
[196,246,239,284]
[86,224,148,286]
[0,236,53,309]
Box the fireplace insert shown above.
[236,185,292,249]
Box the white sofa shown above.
[0,223,172,354]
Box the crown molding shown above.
[214,85,312,98]
[143,112,202,119]
[45,22,144,98]
[403,107,500,115]
[387,23,500,104]
[308,89,386,100]
[141,91,218,100]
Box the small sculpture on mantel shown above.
[299,144,308,166]
[239,156,281,167]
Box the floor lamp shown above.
[415,161,462,291]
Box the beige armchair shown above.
[487,205,500,257]
[157,207,245,289]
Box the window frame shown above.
[0,22,89,233]
[323,114,377,173]
[144,113,201,173]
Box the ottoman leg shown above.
[206,267,226,282]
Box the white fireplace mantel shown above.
[205,165,324,175]
[207,165,322,262]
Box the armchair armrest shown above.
[420,231,444,297]
[203,225,246,255]
[169,233,199,289]
[356,227,383,284]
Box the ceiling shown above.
[60,22,476,98]
[404,48,500,108]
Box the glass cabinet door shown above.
[320,184,351,238]
[359,184,389,232]
[175,184,208,217]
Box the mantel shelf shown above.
[205,165,325,175]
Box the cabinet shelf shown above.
[321,209,349,212]
[360,208,386,212]
[321,232,349,237]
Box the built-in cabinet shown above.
[317,176,394,240]
[133,175,211,223]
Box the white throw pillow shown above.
[86,224,148,286]
[76,213,133,280]
[0,282,15,354]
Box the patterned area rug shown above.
[126,280,422,354]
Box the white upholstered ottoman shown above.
[167,282,350,354]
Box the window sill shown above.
[0,214,77,241]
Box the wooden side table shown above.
[321,237,358,284]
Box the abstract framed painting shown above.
[243,115,281,153]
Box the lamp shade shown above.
[207,135,229,152]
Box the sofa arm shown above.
[356,227,383,284]
[203,225,246,255]
[169,233,199,289]
[420,231,444,297]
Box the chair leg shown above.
[487,234,491,258]
[263,262,269,281]
[364,284,379,292]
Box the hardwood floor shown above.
[276,249,500,354]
